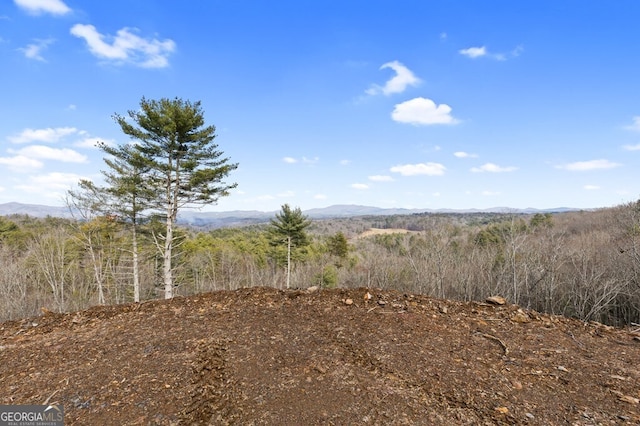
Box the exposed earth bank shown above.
[1,287,639,425]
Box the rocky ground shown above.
[1,286,639,425]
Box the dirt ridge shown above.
[1,287,639,425]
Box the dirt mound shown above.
[1,287,639,425]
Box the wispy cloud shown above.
[339,159,351,166]
[459,46,487,59]
[277,190,295,198]
[624,116,640,132]
[0,155,43,172]
[70,24,176,68]
[351,183,369,190]
[282,156,319,164]
[471,163,517,173]
[8,127,78,144]
[9,145,87,163]
[584,185,600,190]
[390,162,446,176]
[19,38,54,61]
[368,175,394,182]
[622,143,640,151]
[454,151,478,158]
[366,61,421,96]
[459,45,523,61]
[556,159,621,171]
[14,0,71,16]
[16,172,85,197]
[391,97,458,125]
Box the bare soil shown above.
[1,287,639,425]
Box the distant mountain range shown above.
[0,202,581,228]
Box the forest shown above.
[2,97,638,327]
[1,201,639,327]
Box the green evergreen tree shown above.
[113,97,238,299]
[268,204,311,288]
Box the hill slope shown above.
[1,287,639,425]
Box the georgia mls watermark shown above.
[0,405,64,426]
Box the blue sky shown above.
[2,0,640,212]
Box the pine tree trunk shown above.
[132,226,140,303]
[164,209,174,299]
[286,236,291,289]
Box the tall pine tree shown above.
[113,97,238,299]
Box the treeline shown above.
[1,202,640,326]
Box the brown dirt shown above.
[1,287,639,425]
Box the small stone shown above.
[557,365,569,372]
[377,300,387,306]
[512,380,523,390]
[486,296,507,305]
[307,286,319,293]
[495,406,509,414]
[344,298,353,306]
[525,412,535,419]
[619,395,640,405]
[511,310,530,323]
[364,292,373,301]
[439,306,448,314]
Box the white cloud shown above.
[368,175,394,182]
[10,145,88,163]
[277,190,295,198]
[9,127,78,143]
[454,151,478,158]
[302,156,319,164]
[471,163,517,173]
[624,116,640,132]
[19,38,54,61]
[70,24,176,68]
[390,162,446,176]
[14,0,71,15]
[391,97,458,125]
[459,45,523,61]
[282,157,297,164]
[459,46,487,59]
[557,159,621,171]
[622,143,640,151]
[351,183,369,190]
[366,61,421,96]
[15,172,85,198]
[339,159,351,166]
[0,155,43,172]
[74,137,115,148]
[584,185,600,190]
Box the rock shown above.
[618,395,640,405]
[486,296,507,305]
[307,286,319,293]
[495,406,509,414]
[344,298,353,306]
[511,309,530,323]
[377,300,387,306]
[557,365,569,372]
